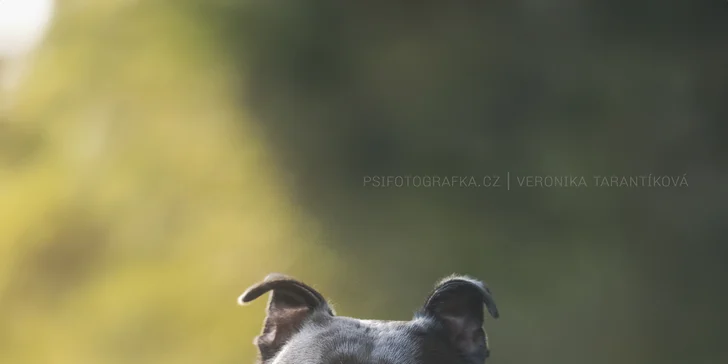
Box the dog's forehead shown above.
[272,316,439,364]
[323,316,431,350]
[351,318,420,332]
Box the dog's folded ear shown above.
[238,274,334,361]
[420,275,499,359]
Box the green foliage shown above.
[0,2,339,363]
[1,2,725,364]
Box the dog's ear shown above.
[238,274,334,361]
[420,275,499,359]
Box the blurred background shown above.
[0,1,726,363]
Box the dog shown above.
[238,273,499,364]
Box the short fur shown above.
[238,273,499,364]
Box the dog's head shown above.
[238,274,499,364]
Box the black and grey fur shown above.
[238,273,499,364]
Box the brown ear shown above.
[238,274,334,361]
[420,275,499,360]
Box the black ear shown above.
[420,275,499,359]
[238,274,334,361]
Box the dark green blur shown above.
[0,1,725,363]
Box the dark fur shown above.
[238,274,499,364]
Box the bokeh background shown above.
[1,1,726,363]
